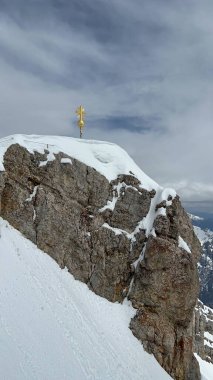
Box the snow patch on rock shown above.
[178,236,191,253]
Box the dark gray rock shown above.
[110,187,151,233]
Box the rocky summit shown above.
[0,135,203,379]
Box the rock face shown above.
[129,197,201,380]
[195,300,213,364]
[0,143,201,380]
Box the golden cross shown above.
[76,105,85,138]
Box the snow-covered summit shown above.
[0,134,159,191]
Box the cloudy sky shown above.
[0,0,212,201]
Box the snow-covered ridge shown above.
[188,212,213,245]
[0,134,159,191]
[188,213,204,221]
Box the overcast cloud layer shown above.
[0,0,212,201]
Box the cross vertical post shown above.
[76,105,85,139]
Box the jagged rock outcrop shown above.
[195,300,213,363]
[0,142,201,380]
[129,197,201,380]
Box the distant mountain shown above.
[183,201,213,230]
[195,300,213,366]
[188,213,213,308]
[188,213,204,222]
[193,216,213,232]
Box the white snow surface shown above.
[195,354,213,380]
[0,218,172,380]
[204,331,213,341]
[204,331,213,348]
[194,226,213,245]
[178,236,191,253]
[0,134,159,190]
[188,213,204,221]
[25,185,38,202]
[60,157,72,164]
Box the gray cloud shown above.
[0,0,212,201]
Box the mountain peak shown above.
[0,134,203,379]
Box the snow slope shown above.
[195,354,213,380]
[0,218,172,380]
